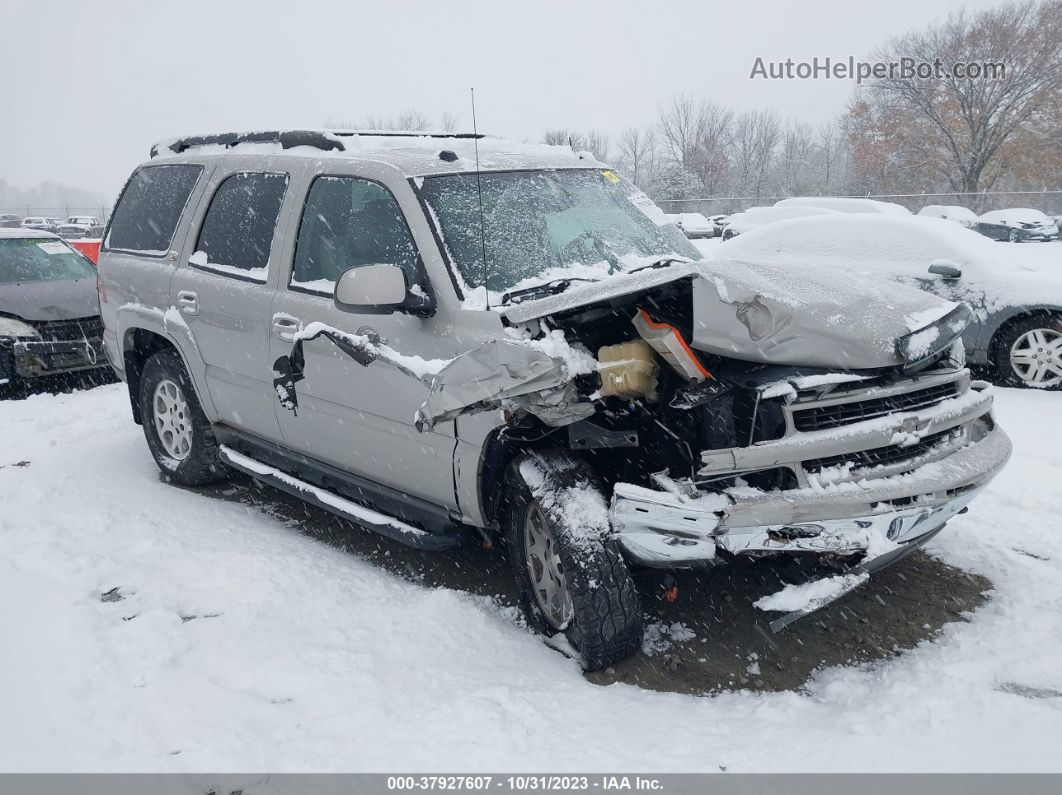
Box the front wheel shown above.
[502,453,643,670]
[138,348,229,485]
[1008,229,1021,243]
[992,315,1062,389]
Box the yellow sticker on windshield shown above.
[601,170,620,184]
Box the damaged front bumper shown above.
[609,371,1011,621]
[11,337,107,378]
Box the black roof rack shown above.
[329,131,485,140]
[150,130,345,158]
[150,129,487,158]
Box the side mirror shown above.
[334,264,408,313]
[928,262,962,280]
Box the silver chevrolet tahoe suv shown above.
[98,130,1012,670]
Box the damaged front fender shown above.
[272,323,595,431]
[413,338,595,431]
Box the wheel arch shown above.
[119,317,215,425]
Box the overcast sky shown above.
[2,0,1002,200]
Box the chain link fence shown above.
[657,190,1062,217]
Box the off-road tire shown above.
[502,453,643,670]
[138,349,228,486]
[991,314,1062,390]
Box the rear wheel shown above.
[992,315,1062,389]
[502,453,643,670]
[138,349,229,485]
[1008,229,1021,242]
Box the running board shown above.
[218,445,464,551]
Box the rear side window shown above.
[190,172,288,281]
[104,164,203,255]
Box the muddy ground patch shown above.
[200,474,991,695]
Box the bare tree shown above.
[776,120,814,195]
[542,129,587,150]
[816,121,841,191]
[440,112,460,133]
[730,109,781,197]
[865,0,1062,193]
[616,127,657,188]
[657,94,705,172]
[584,130,611,162]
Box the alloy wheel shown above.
[523,504,574,630]
[152,379,193,460]
[1010,328,1062,387]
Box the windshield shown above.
[0,238,96,283]
[419,169,699,301]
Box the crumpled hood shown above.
[689,257,958,368]
[0,278,100,321]
[502,257,959,369]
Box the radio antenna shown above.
[471,87,489,309]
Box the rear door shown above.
[169,162,292,442]
[268,164,458,508]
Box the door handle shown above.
[177,291,199,316]
[272,313,302,341]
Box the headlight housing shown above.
[897,303,971,365]
[0,316,41,340]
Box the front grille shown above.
[30,316,103,342]
[803,429,960,474]
[792,381,958,432]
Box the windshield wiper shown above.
[627,256,685,275]
[501,278,600,305]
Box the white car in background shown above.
[918,205,980,228]
[663,211,715,239]
[720,213,1062,388]
[721,205,840,239]
[774,196,912,216]
[977,208,1060,243]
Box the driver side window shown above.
[291,176,423,295]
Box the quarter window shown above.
[104,164,202,255]
[291,176,422,294]
[191,172,289,280]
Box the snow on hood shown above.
[0,277,100,321]
[502,256,957,370]
[720,214,1062,320]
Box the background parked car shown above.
[664,211,715,238]
[19,217,59,234]
[0,214,21,228]
[58,215,104,238]
[977,208,1060,242]
[918,204,980,228]
[774,196,912,215]
[706,213,730,237]
[721,205,840,239]
[0,229,108,397]
[720,214,1062,389]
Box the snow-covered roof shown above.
[918,205,979,223]
[664,212,712,232]
[149,129,604,177]
[725,205,839,234]
[0,228,59,240]
[980,208,1054,224]
[775,196,912,216]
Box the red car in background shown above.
[69,239,101,264]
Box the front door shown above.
[170,168,290,442]
[269,173,458,508]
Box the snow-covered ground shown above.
[2,383,1061,772]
